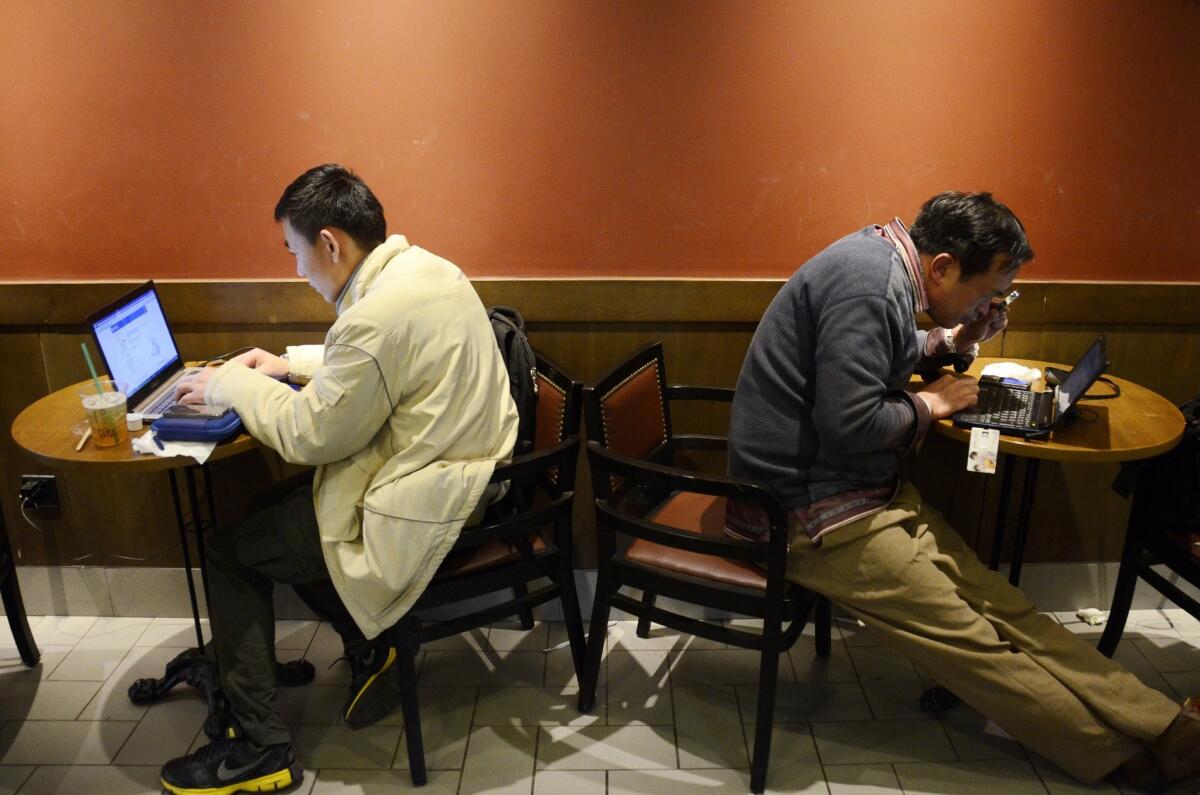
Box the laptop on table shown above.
[952,335,1110,439]
[87,281,226,419]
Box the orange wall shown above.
[2,0,1197,281]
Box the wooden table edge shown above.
[11,380,258,472]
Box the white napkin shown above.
[131,430,217,465]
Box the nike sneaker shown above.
[342,639,403,729]
[160,727,301,794]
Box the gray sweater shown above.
[729,227,931,509]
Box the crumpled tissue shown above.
[980,362,1046,390]
[131,430,217,465]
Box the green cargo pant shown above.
[204,473,364,747]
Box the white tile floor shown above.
[0,609,1197,794]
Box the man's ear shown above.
[927,253,958,286]
[317,228,340,262]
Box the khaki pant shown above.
[786,482,1177,782]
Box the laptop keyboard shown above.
[143,389,179,416]
[976,386,1035,427]
[139,368,201,416]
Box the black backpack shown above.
[1113,391,1200,557]
[488,305,538,458]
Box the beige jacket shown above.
[206,235,518,638]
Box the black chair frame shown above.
[1100,467,1200,656]
[577,342,830,794]
[392,353,586,787]
[0,508,39,667]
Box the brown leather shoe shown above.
[1120,749,1166,792]
[1152,697,1200,786]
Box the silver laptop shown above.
[952,336,1110,439]
[87,281,224,419]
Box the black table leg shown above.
[989,454,1017,571]
[128,463,313,739]
[128,466,224,735]
[986,455,1042,587]
[172,467,207,650]
[1006,459,1041,587]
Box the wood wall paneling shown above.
[2,280,1198,570]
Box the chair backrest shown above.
[583,342,792,583]
[429,353,582,581]
[534,352,582,447]
[585,342,674,497]
[532,351,583,490]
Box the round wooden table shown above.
[929,357,1185,585]
[11,379,259,715]
[12,379,256,471]
[932,358,1184,463]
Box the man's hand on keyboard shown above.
[174,367,216,406]
[230,348,289,379]
[916,373,980,420]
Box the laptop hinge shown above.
[1042,388,1057,426]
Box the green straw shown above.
[80,342,105,396]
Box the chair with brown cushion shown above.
[576,341,830,795]
[1100,395,1200,656]
[393,351,586,786]
[0,506,39,667]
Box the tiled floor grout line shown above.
[2,613,1197,792]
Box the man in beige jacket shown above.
[160,164,518,795]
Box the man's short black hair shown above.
[274,164,387,251]
[909,191,1033,278]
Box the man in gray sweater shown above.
[728,192,1198,788]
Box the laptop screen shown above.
[89,283,182,399]
[1056,335,1109,417]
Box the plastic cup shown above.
[79,379,130,447]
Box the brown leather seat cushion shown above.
[435,533,548,580]
[625,492,767,591]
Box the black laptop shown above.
[953,336,1110,438]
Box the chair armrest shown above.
[587,441,786,526]
[664,386,733,455]
[587,441,790,563]
[490,436,579,484]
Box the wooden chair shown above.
[576,341,831,795]
[1100,408,1200,656]
[0,503,39,667]
[394,351,586,786]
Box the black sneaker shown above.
[342,640,403,729]
[160,729,302,794]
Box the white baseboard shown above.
[3,562,1198,622]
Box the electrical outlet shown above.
[19,474,59,509]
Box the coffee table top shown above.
[12,380,256,471]
[929,358,1185,463]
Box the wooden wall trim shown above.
[3,279,1200,327]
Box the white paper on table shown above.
[130,430,217,465]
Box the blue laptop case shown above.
[151,409,243,442]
